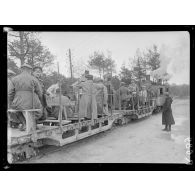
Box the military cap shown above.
[33,66,43,72]
[8,69,16,76]
[21,63,32,69]
[121,82,125,86]
[85,70,89,75]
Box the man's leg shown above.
[168,125,171,131]
[16,112,26,131]
[162,124,168,131]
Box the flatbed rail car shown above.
[7,110,123,163]
[8,105,155,163]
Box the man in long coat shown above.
[119,82,130,110]
[95,78,108,116]
[8,64,43,130]
[162,92,175,131]
[104,76,114,111]
[128,80,139,110]
[77,75,97,120]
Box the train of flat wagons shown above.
[7,79,169,163]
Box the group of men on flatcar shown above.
[8,65,174,132]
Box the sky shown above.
[39,31,190,85]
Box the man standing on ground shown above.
[162,92,175,131]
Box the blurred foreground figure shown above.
[96,78,108,116]
[77,74,97,120]
[8,69,16,86]
[162,92,175,131]
[8,64,43,131]
[8,69,18,128]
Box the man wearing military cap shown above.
[76,74,98,120]
[8,63,43,130]
[162,92,175,131]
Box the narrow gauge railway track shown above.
[8,106,158,163]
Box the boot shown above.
[19,123,26,131]
[168,125,171,131]
[162,125,168,131]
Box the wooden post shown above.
[132,95,134,111]
[69,49,73,80]
[101,88,103,117]
[119,86,121,110]
[57,62,62,130]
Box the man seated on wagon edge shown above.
[8,64,43,131]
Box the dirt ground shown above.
[29,98,190,163]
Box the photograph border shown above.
[1,25,194,171]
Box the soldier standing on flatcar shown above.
[8,64,43,131]
[129,80,139,110]
[95,78,108,116]
[119,82,129,110]
[77,74,98,120]
[162,92,175,131]
[105,75,114,112]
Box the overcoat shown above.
[105,81,114,108]
[119,86,129,101]
[8,71,43,119]
[77,80,97,120]
[162,96,175,125]
[96,83,108,115]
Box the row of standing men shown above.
[8,65,152,131]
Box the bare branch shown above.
[8,43,20,57]
[23,33,30,56]
[8,33,20,38]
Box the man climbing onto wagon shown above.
[8,64,43,131]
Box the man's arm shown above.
[33,79,43,105]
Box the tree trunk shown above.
[99,66,102,78]
[19,31,25,66]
